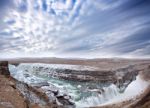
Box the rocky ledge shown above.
[21,64,139,93]
[1,61,150,108]
[0,61,74,108]
[94,64,150,108]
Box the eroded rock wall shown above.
[0,61,74,108]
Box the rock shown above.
[55,98,63,106]
[64,95,71,100]
[115,65,138,92]
[41,86,59,95]
[45,91,56,103]
[0,102,14,108]
[0,61,10,76]
[23,73,30,78]
[31,82,49,88]
[0,61,75,108]
[57,95,75,106]
[16,81,56,106]
[0,75,27,108]
[0,61,8,66]
[26,82,74,107]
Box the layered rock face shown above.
[1,61,149,108]
[0,61,74,108]
[114,65,138,92]
[95,65,150,108]
[21,63,138,92]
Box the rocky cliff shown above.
[15,63,139,93]
[0,61,74,108]
[1,61,149,108]
[94,64,150,108]
[0,61,10,76]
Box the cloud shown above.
[0,0,150,58]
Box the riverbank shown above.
[0,61,74,108]
[0,59,150,108]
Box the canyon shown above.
[0,58,150,108]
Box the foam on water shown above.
[16,63,98,71]
[99,75,149,106]
[8,63,149,107]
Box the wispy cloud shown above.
[0,0,150,58]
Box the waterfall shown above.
[9,63,147,107]
[75,84,119,107]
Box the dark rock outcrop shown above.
[0,61,10,76]
[114,65,138,92]
[0,61,28,108]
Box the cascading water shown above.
[9,63,138,107]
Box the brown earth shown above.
[2,57,150,70]
[0,58,150,108]
[0,75,27,108]
[0,61,27,108]
[0,61,67,108]
[0,74,57,108]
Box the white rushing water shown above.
[8,63,149,107]
[99,75,149,107]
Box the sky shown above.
[0,0,150,58]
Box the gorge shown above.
[0,58,150,108]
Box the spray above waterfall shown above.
[8,63,149,107]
